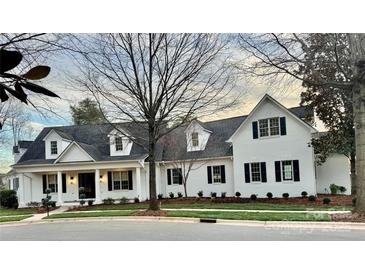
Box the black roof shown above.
[13,140,34,153]
[15,106,312,166]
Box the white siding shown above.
[316,154,351,194]
[231,100,316,197]
[57,144,94,162]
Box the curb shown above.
[1,216,365,230]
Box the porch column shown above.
[18,173,25,208]
[95,169,101,204]
[57,171,63,205]
[136,167,142,199]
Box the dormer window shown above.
[50,141,58,155]
[259,117,279,137]
[115,136,123,151]
[191,132,199,147]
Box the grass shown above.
[0,208,38,216]
[166,210,331,222]
[45,210,135,219]
[80,202,351,212]
[0,215,32,223]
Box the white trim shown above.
[184,120,212,133]
[226,94,317,142]
[54,141,96,163]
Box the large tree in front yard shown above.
[68,34,238,210]
[238,33,365,213]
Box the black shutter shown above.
[178,168,183,185]
[42,174,47,194]
[275,161,281,182]
[244,163,250,183]
[293,160,300,181]
[128,170,133,190]
[108,171,112,191]
[167,169,171,185]
[62,173,67,193]
[252,121,258,139]
[207,166,212,184]
[280,117,287,135]
[220,165,226,183]
[260,162,267,183]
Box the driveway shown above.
[1,220,365,240]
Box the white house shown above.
[9,94,351,207]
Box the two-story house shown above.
[10,94,351,207]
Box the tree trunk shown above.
[354,81,365,212]
[148,125,159,210]
[183,180,188,198]
[350,151,357,195]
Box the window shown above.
[50,141,58,155]
[172,169,181,185]
[47,174,57,193]
[112,171,130,190]
[259,117,280,137]
[115,136,123,151]
[212,166,222,183]
[282,160,293,181]
[12,178,19,191]
[191,132,199,147]
[269,117,280,136]
[259,119,269,137]
[250,162,261,182]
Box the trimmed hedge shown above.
[0,190,18,209]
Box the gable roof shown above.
[54,141,96,163]
[14,97,314,166]
[227,94,317,142]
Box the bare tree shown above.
[67,33,239,210]
[237,33,365,213]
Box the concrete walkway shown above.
[20,206,69,222]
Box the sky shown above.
[0,35,313,173]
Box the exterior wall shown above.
[58,144,93,162]
[109,135,133,156]
[159,158,234,197]
[231,100,316,197]
[44,131,71,159]
[316,154,351,194]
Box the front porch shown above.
[15,163,146,207]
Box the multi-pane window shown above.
[259,117,280,137]
[115,137,123,151]
[47,174,57,192]
[259,119,269,137]
[282,160,293,181]
[269,117,280,136]
[172,169,181,185]
[250,162,261,182]
[50,141,58,154]
[112,171,130,190]
[212,166,222,183]
[191,132,199,147]
[12,178,19,191]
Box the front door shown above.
[78,173,95,199]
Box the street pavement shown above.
[1,220,364,240]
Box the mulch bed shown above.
[133,210,167,217]
[159,195,354,206]
[331,212,365,223]
[36,207,58,214]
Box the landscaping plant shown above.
[282,193,289,199]
[250,194,257,201]
[329,184,339,195]
[221,192,226,198]
[103,198,115,205]
[79,187,86,206]
[210,192,217,198]
[323,198,331,205]
[134,197,140,203]
[0,190,18,209]
[197,190,203,198]
[308,195,316,202]
[266,192,273,199]
[157,194,163,200]
[235,192,241,198]
[169,192,175,199]
[177,192,183,198]
[119,197,128,204]
[301,191,308,198]
[87,200,94,206]
[339,186,347,193]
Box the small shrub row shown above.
[329,184,347,194]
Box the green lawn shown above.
[81,202,350,212]
[0,215,32,223]
[0,208,38,216]
[167,210,331,222]
[45,210,135,219]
